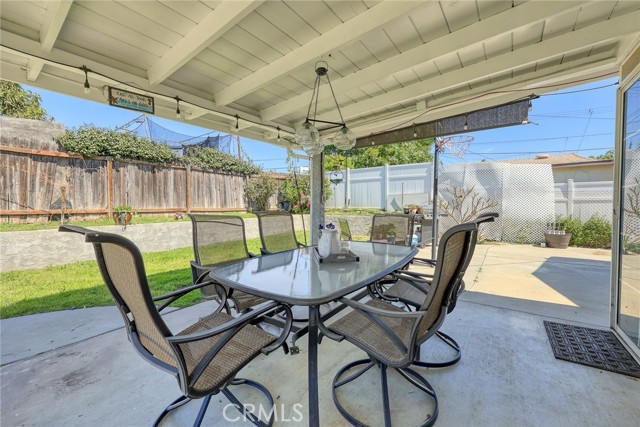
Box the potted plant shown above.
[113,205,136,226]
[544,221,571,249]
[373,223,399,244]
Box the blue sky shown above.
[26,77,617,170]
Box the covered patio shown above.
[2,243,638,426]
[1,1,639,426]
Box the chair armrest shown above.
[153,280,227,313]
[412,256,436,267]
[261,304,293,355]
[392,270,433,285]
[168,301,284,344]
[339,298,425,320]
[248,252,259,258]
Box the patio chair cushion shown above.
[329,299,414,365]
[177,311,277,394]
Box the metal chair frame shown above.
[59,225,292,427]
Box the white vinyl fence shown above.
[326,162,616,244]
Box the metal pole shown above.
[431,139,441,259]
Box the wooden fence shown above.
[0,144,262,223]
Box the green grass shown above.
[0,236,273,319]
[1,209,382,233]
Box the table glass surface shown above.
[210,241,417,305]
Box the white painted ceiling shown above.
[1,1,639,149]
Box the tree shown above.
[324,138,434,171]
[0,81,52,120]
[589,149,614,160]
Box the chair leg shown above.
[413,331,461,368]
[153,395,192,427]
[222,378,275,427]
[332,359,438,427]
[153,378,274,427]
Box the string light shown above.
[80,65,90,94]
[235,114,239,130]
[277,126,281,143]
[463,115,468,131]
[413,123,417,138]
[174,96,181,118]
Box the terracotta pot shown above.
[113,212,132,225]
[544,232,571,249]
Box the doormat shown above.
[543,321,640,379]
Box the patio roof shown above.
[1,1,639,148]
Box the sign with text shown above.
[108,87,154,114]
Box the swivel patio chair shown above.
[189,214,268,313]
[370,213,416,246]
[322,222,477,427]
[59,225,292,427]
[254,211,307,255]
[381,212,498,368]
[338,218,352,241]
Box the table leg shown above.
[308,305,320,427]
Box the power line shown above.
[458,146,612,156]
[470,132,613,145]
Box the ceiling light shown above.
[295,61,355,155]
[81,65,91,94]
[174,96,181,118]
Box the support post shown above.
[186,165,192,214]
[383,163,389,211]
[567,178,574,217]
[432,141,441,259]
[106,158,113,217]
[310,153,325,245]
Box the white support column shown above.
[310,154,325,245]
[383,163,389,211]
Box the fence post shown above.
[344,167,350,208]
[106,158,113,217]
[567,178,574,217]
[186,165,191,214]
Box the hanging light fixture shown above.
[80,65,91,94]
[174,96,181,118]
[294,61,356,156]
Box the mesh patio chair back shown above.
[338,218,352,241]
[189,214,267,311]
[254,211,302,254]
[58,224,291,427]
[415,222,476,341]
[325,222,477,426]
[370,213,415,246]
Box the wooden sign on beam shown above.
[108,86,154,114]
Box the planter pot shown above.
[113,212,132,226]
[544,232,571,249]
[278,201,292,211]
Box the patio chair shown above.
[189,214,268,312]
[322,221,478,427]
[381,212,498,368]
[58,225,292,427]
[338,217,352,241]
[254,211,306,255]
[370,213,416,246]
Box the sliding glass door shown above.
[614,68,640,354]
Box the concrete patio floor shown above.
[2,244,639,426]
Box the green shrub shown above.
[580,215,612,248]
[244,173,278,211]
[279,173,332,213]
[184,147,261,176]
[57,125,178,163]
[555,215,583,245]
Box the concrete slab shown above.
[2,243,637,427]
[2,300,639,427]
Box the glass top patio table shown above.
[210,241,418,306]
[210,241,417,427]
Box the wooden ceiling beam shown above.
[260,1,581,121]
[147,1,262,86]
[213,1,422,107]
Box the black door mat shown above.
[543,321,640,379]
